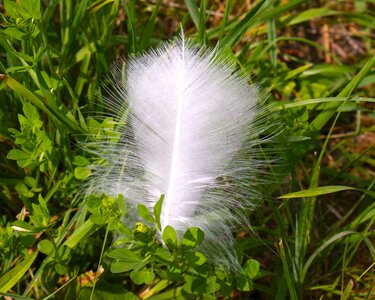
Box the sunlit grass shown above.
[0,0,374,299]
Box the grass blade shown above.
[0,74,86,135]
[185,0,200,30]
[0,251,38,293]
[279,240,298,300]
[220,0,273,49]
[139,0,161,51]
[278,186,357,199]
[311,55,375,131]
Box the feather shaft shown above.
[164,46,185,229]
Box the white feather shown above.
[86,35,275,268]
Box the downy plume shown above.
[85,34,277,269]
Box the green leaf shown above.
[55,263,68,275]
[86,195,102,211]
[37,239,54,255]
[11,220,35,233]
[154,247,171,261]
[182,227,204,248]
[236,259,260,292]
[4,0,18,18]
[73,155,90,167]
[278,186,357,199]
[15,182,34,198]
[4,0,29,19]
[0,251,38,293]
[37,194,49,217]
[110,261,137,273]
[183,275,220,295]
[108,262,129,274]
[107,248,141,261]
[23,101,42,129]
[153,194,164,230]
[130,269,155,285]
[3,27,26,40]
[19,0,42,19]
[235,274,254,292]
[7,149,29,161]
[107,248,144,272]
[243,258,260,279]
[90,213,108,225]
[58,245,71,261]
[24,176,37,188]
[4,0,41,19]
[137,204,156,223]
[74,166,91,180]
[162,225,178,247]
[184,251,206,266]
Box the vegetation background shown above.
[0,0,374,299]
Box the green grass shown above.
[0,0,374,299]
